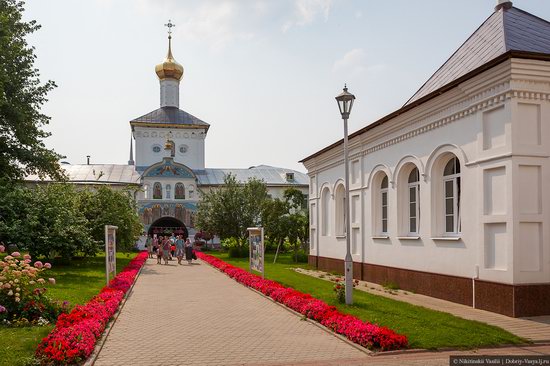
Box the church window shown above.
[334,184,345,236]
[188,184,195,198]
[380,175,389,234]
[443,157,461,234]
[175,183,185,199]
[143,184,149,199]
[152,145,161,153]
[178,145,188,155]
[166,184,171,199]
[153,182,162,199]
[408,168,420,234]
[321,187,331,236]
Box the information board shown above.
[247,227,264,278]
[105,225,118,285]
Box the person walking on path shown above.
[184,238,193,265]
[175,235,184,265]
[162,236,171,265]
[146,235,153,259]
[156,236,163,264]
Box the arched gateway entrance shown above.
[148,216,188,239]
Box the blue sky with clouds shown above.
[24,0,550,172]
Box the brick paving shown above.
[94,259,368,366]
[94,259,550,366]
[295,268,550,343]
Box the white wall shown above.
[133,126,206,170]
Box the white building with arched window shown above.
[301,2,550,317]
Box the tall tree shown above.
[0,0,64,181]
[196,174,268,245]
[79,186,143,251]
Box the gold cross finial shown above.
[164,20,175,36]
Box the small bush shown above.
[222,238,249,258]
[294,250,309,263]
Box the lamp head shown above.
[335,84,355,120]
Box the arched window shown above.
[165,184,171,199]
[143,184,149,199]
[175,183,185,199]
[321,187,331,236]
[380,175,389,234]
[334,184,345,236]
[188,184,195,199]
[153,182,162,199]
[408,168,420,234]
[443,157,461,233]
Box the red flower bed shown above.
[35,252,148,365]
[197,252,408,351]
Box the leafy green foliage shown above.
[79,186,142,252]
[196,177,309,262]
[0,183,95,259]
[196,174,268,244]
[0,0,64,181]
[0,183,142,258]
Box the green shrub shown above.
[294,250,309,263]
[221,238,249,258]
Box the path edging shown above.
[84,257,147,366]
[198,258,374,356]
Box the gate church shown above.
[28,24,308,239]
[131,26,308,238]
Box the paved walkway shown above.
[94,259,367,366]
[94,259,550,366]
[295,268,550,342]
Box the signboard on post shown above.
[105,225,118,285]
[247,227,264,278]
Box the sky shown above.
[24,0,550,172]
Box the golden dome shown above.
[155,36,184,81]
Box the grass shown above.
[0,252,138,366]
[210,252,525,350]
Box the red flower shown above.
[36,252,148,365]
[196,252,408,351]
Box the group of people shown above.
[145,234,195,265]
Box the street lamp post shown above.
[335,84,355,305]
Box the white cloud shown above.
[333,48,386,77]
[282,0,333,32]
[136,0,259,51]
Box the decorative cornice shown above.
[305,82,550,175]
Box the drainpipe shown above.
[472,265,479,308]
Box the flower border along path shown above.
[35,252,148,365]
[197,252,408,351]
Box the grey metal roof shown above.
[405,6,550,106]
[26,164,141,185]
[130,106,210,129]
[195,165,308,186]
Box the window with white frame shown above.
[408,168,420,234]
[143,184,149,199]
[334,184,345,236]
[380,175,389,234]
[166,184,171,199]
[443,157,461,234]
[321,187,331,236]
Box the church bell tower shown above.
[155,20,184,108]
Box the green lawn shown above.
[210,252,525,350]
[0,252,138,366]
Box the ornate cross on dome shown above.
[164,20,175,35]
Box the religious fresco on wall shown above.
[143,157,195,179]
[175,183,185,199]
[138,201,197,230]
